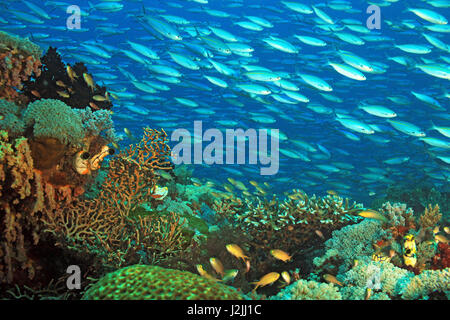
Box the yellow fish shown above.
[83,73,95,91]
[281,271,291,285]
[444,227,450,234]
[66,65,78,82]
[252,272,280,291]
[226,244,249,261]
[209,258,225,277]
[270,249,292,262]
[435,234,449,244]
[327,190,338,196]
[196,265,218,281]
[358,209,389,223]
[323,274,343,286]
[56,80,66,87]
[93,95,107,102]
[57,90,70,98]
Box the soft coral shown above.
[432,242,450,269]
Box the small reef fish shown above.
[270,249,292,262]
[196,265,218,281]
[281,271,291,285]
[226,244,249,261]
[209,258,225,277]
[83,73,95,91]
[435,234,449,244]
[222,269,239,283]
[358,209,389,223]
[252,272,280,291]
[323,274,343,286]
[66,66,78,82]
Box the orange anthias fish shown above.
[196,265,218,281]
[270,249,292,262]
[252,272,280,291]
[209,258,225,277]
[323,274,343,286]
[226,244,249,261]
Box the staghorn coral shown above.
[21,47,112,111]
[379,202,415,228]
[82,264,244,300]
[272,279,342,300]
[0,31,41,102]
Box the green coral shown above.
[342,260,413,297]
[272,279,342,300]
[323,219,387,267]
[401,268,450,300]
[82,264,244,300]
[0,99,24,138]
[0,31,42,58]
[23,99,85,146]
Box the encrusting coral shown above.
[0,31,42,102]
[82,264,244,300]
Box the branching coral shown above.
[419,204,442,230]
[40,127,184,270]
[100,127,172,217]
[231,193,363,253]
[0,31,41,102]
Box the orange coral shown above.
[0,31,41,102]
[100,127,172,217]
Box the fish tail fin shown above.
[88,1,95,12]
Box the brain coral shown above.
[24,99,84,146]
[82,265,244,300]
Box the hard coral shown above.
[21,47,112,111]
[0,31,41,102]
[0,99,25,138]
[272,279,342,300]
[82,264,244,300]
[419,204,442,230]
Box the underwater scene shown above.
[0,0,449,302]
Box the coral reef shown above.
[24,99,85,147]
[0,31,41,102]
[82,264,244,300]
[0,99,25,138]
[272,279,342,300]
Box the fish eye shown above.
[81,151,90,160]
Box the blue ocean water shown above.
[1,0,449,206]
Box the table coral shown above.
[82,264,244,300]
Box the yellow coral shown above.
[419,204,442,230]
